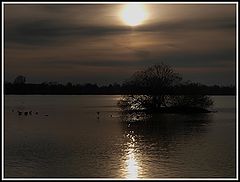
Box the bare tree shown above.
[166,95,214,109]
[119,63,213,112]
[125,63,182,108]
[13,75,26,85]
[128,63,181,91]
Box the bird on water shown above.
[96,112,100,119]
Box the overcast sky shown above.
[4,3,236,85]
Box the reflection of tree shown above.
[121,112,211,134]
[120,112,212,151]
[119,112,213,178]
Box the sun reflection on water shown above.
[124,133,141,179]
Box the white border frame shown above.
[1,1,238,181]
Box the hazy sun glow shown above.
[120,4,148,27]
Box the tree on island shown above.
[13,75,26,85]
[118,63,214,113]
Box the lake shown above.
[4,95,236,178]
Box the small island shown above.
[118,63,215,113]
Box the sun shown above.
[120,4,148,27]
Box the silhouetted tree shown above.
[165,95,214,108]
[127,63,181,93]
[118,63,214,113]
[122,63,182,109]
[13,75,26,85]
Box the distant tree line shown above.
[4,75,236,95]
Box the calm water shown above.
[4,95,236,178]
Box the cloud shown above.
[4,4,236,85]
[34,47,234,70]
[5,10,235,47]
[5,23,135,47]
[139,16,235,32]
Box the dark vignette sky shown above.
[4,4,236,85]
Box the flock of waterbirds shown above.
[13,109,102,118]
[12,109,48,116]
[12,109,117,119]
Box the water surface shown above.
[4,95,236,178]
